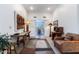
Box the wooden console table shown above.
[11,32,30,47]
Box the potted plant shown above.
[0,34,10,54]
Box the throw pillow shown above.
[65,36,73,41]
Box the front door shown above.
[35,19,45,38]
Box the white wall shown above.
[77,5,79,33]
[0,5,14,35]
[53,4,79,34]
[13,4,28,33]
[28,12,53,37]
[0,4,27,35]
[13,4,27,20]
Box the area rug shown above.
[20,38,54,54]
[26,40,37,48]
[20,48,35,54]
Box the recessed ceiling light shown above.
[30,6,34,10]
[47,7,51,11]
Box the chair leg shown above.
[14,46,17,53]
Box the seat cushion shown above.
[55,40,64,45]
[66,33,79,40]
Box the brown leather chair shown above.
[52,27,64,40]
[54,27,64,34]
[58,27,64,34]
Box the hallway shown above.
[20,38,54,54]
[0,4,79,54]
[0,0,78,59]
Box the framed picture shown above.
[53,20,58,27]
[17,14,25,29]
[14,11,25,32]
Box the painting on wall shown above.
[53,20,58,27]
[14,11,25,32]
[17,14,25,29]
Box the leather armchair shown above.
[52,27,64,40]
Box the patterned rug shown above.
[20,48,35,54]
[26,40,37,48]
[20,38,54,54]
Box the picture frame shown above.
[53,20,58,27]
[14,11,25,32]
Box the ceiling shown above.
[22,4,60,14]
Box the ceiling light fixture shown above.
[47,7,51,11]
[30,6,34,10]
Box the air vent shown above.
[33,16,37,18]
[43,16,46,18]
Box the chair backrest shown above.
[54,27,64,33]
[54,27,59,32]
[58,27,64,34]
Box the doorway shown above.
[35,19,45,38]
